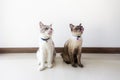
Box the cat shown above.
[36,21,56,71]
[61,23,84,67]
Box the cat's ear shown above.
[69,24,74,31]
[39,21,44,28]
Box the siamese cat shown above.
[61,23,84,67]
[36,21,56,71]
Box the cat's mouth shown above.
[48,31,53,35]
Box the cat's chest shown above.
[70,38,82,47]
[39,39,54,48]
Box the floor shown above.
[0,53,120,80]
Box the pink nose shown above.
[50,28,53,30]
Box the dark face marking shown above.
[70,23,84,33]
[71,26,79,32]
[74,26,81,32]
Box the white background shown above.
[0,0,120,47]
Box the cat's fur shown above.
[36,21,56,71]
[61,23,84,67]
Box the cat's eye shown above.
[45,27,49,30]
[75,27,79,31]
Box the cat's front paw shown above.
[47,64,53,68]
[72,64,77,67]
[38,66,46,71]
[78,64,84,68]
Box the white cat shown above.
[36,21,56,71]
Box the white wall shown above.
[0,0,120,47]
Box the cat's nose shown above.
[50,28,53,30]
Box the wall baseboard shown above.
[0,47,120,53]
